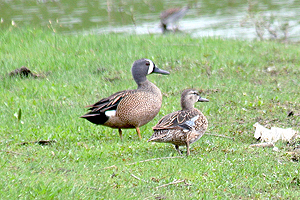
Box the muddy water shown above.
[0,0,299,40]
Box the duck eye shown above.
[145,61,150,66]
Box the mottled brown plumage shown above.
[148,89,209,156]
[81,59,169,140]
[160,6,189,33]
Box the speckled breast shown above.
[117,91,162,127]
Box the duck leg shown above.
[186,142,190,156]
[118,128,123,141]
[175,145,182,155]
[135,127,142,140]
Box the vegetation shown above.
[241,0,291,41]
[1,27,300,199]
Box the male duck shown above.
[148,89,209,156]
[81,58,170,140]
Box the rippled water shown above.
[1,0,299,41]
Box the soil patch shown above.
[9,66,44,78]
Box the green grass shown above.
[1,27,300,199]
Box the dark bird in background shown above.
[148,89,209,156]
[81,59,170,140]
[160,6,189,33]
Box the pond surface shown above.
[1,0,300,41]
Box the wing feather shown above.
[86,90,135,113]
[153,110,199,130]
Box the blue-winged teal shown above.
[160,6,189,33]
[81,59,170,140]
[148,89,209,156]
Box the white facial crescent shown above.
[146,59,154,74]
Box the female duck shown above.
[148,89,209,155]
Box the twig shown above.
[102,165,118,170]
[131,174,148,182]
[206,133,235,141]
[0,150,23,155]
[155,179,186,189]
[87,187,100,191]
[249,143,274,148]
[144,194,167,200]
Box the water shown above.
[0,0,299,41]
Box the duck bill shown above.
[198,97,209,102]
[153,67,170,75]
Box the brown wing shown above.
[160,7,181,19]
[85,90,135,113]
[153,110,200,130]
